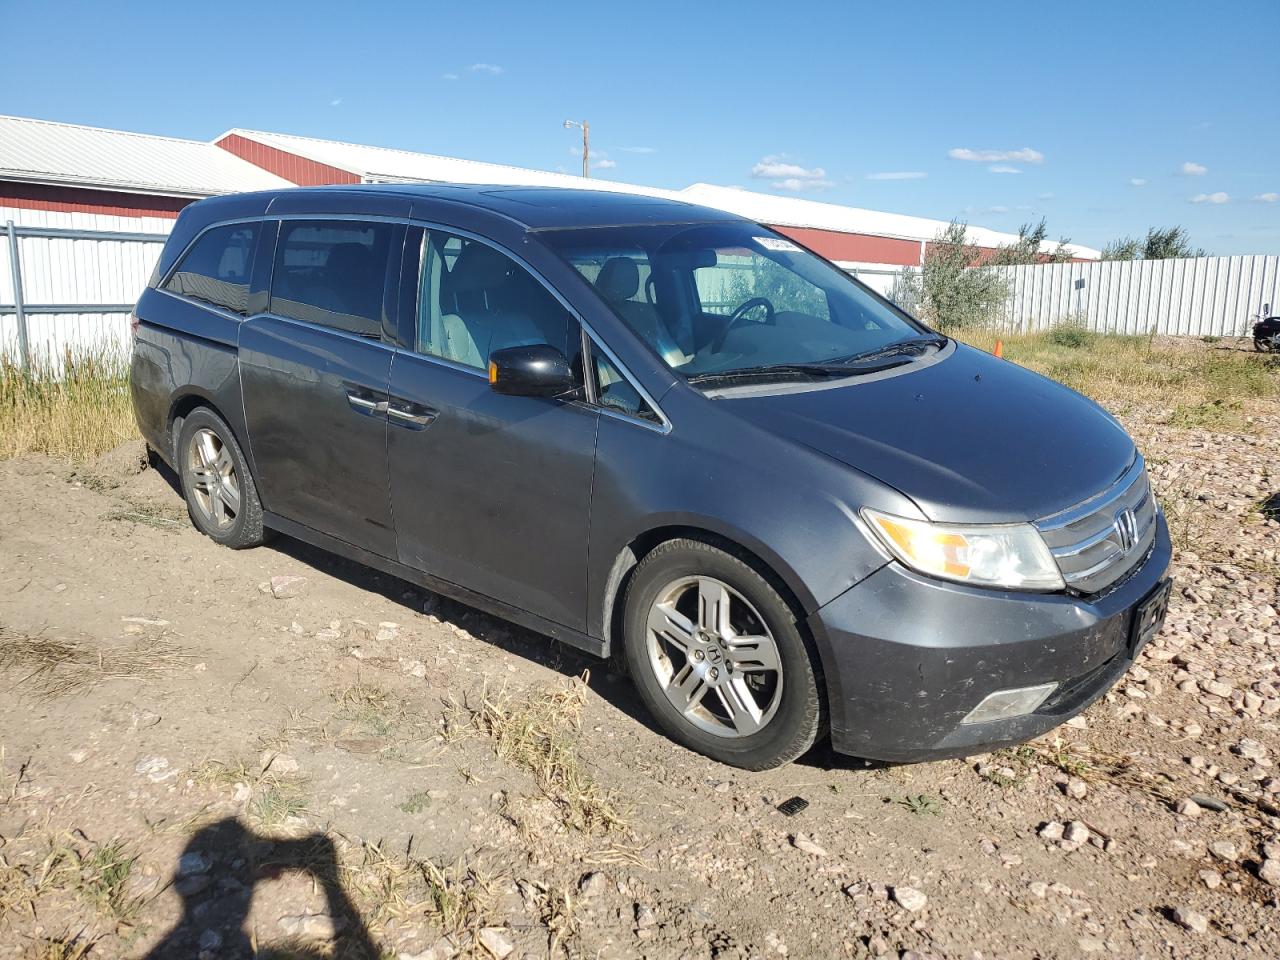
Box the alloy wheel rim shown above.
[646,575,783,738]
[187,428,241,531]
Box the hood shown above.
[725,343,1135,524]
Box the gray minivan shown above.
[131,184,1171,770]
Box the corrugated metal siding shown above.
[216,134,361,187]
[997,255,1280,337]
[1,209,170,364]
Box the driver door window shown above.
[416,230,578,371]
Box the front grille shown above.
[1036,457,1158,595]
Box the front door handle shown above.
[347,393,389,416]
[386,403,437,428]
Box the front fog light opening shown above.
[961,682,1057,725]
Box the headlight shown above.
[862,509,1065,591]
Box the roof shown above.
[223,129,1100,258]
[0,115,292,197]
[677,183,1102,259]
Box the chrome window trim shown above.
[1037,456,1145,531]
[253,312,398,354]
[153,287,250,325]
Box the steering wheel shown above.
[710,297,776,352]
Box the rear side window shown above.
[270,220,393,338]
[163,222,258,315]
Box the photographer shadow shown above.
[144,817,378,960]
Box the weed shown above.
[196,757,308,829]
[0,629,186,701]
[467,675,627,834]
[1046,322,1095,349]
[0,351,137,461]
[397,792,432,815]
[81,840,140,925]
[104,497,185,531]
[339,838,494,935]
[20,934,96,960]
[896,793,941,816]
[336,683,399,738]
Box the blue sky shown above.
[5,0,1278,254]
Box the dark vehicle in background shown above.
[131,184,1171,770]
[1253,303,1280,351]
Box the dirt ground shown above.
[1,387,1278,959]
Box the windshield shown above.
[542,221,930,379]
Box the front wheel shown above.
[622,539,823,770]
[176,408,267,548]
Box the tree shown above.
[989,218,1073,266]
[893,221,1008,329]
[1102,226,1206,261]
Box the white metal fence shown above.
[1,219,169,368]
[995,255,1280,338]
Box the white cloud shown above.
[1129,178,1146,187]
[1190,192,1229,204]
[948,147,1044,164]
[1254,192,1279,203]
[751,155,832,191]
[594,158,617,170]
[988,164,1022,174]
[1181,161,1207,176]
[329,98,343,107]
[468,63,504,75]
[441,72,459,81]
[619,146,656,154]
[865,171,927,180]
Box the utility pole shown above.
[563,119,589,177]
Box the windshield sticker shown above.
[754,236,801,253]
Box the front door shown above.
[387,227,598,631]
[239,218,404,558]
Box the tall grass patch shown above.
[0,349,138,461]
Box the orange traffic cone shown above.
[994,339,1004,359]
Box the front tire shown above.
[622,539,823,770]
[176,408,267,548]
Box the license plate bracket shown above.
[1130,579,1171,657]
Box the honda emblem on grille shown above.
[1114,506,1138,553]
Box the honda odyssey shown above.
[131,184,1171,769]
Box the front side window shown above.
[270,220,393,338]
[543,222,929,382]
[592,344,660,423]
[415,230,579,372]
[163,222,258,315]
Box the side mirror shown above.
[488,344,578,398]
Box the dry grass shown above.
[953,329,1280,429]
[464,675,628,834]
[0,834,144,929]
[0,352,137,462]
[0,628,187,700]
[194,757,310,829]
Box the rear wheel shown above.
[622,539,822,770]
[176,408,267,548]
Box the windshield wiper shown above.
[686,359,908,386]
[835,335,948,365]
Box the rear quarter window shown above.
[162,222,259,315]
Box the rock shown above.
[1171,906,1208,934]
[135,755,177,783]
[399,658,428,679]
[635,903,657,928]
[178,851,213,876]
[891,885,927,912]
[477,927,513,959]
[1235,738,1267,760]
[278,912,345,939]
[267,575,309,599]
[197,930,222,951]
[1065,778,1088,800]
[1063,821,1091,845]
[1201,679,1233,698]
[1187,793,1227,812]
[1175,798,1202,818]
[175,874,211,896]
[1259,858,1280,887]
[1208,840,1237,862]
[1038,821,1065,841]
[262,752,300,775]
[790,835,828,857]
[578,871,607,899]
[1029,881,1048,898]
[1198,869,1222,889]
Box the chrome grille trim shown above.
[1036,456,1158,595]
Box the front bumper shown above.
[809,511,1172,763]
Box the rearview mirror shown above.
[488,344,578,398]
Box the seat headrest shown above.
[595,257,640,302]
[325,242,375,279]
[451,243,513,294]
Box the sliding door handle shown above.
[387,404,437,427]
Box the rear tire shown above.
[622,539,823,770]
[176,408,267,549]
